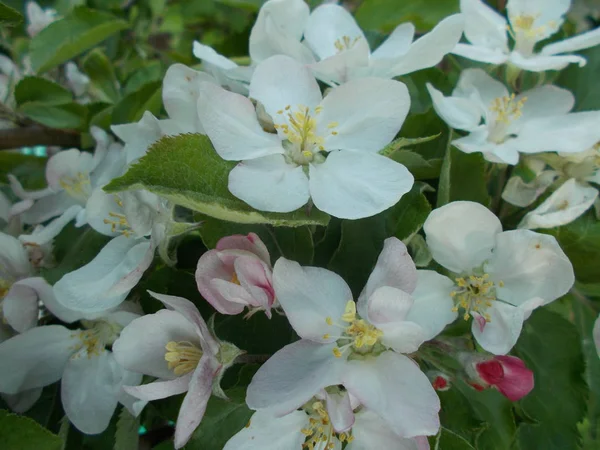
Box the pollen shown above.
[301,401,354,449]
[450,273,503,323]
[103,210,132,237]
[490,94,527,125]
[230,272,241,285]
[164,341,203,376]
[509,14,555,39]
[334,35,361,52]
[59,172,92,203]
[275,105,325,157]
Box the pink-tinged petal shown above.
[360,238,417,309]
[210,278,256,310]
[272,258,350,342]
[325,390,355,433]
[147,291,219,355]
[343,351,440,438]
[123,374,193,401]
[216,233,271,265]
[174,355,221,449]
[113,309,200,379]
[477,355,534,401]
[234,256,275,313]
[247,340,344,416]
[347,410,428,450]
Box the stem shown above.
[0,126,80,150]
[235,354,271,364]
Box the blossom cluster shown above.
[0,0,599,448]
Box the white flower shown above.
[26,1,57,37]
[594,313,600,357]
[198,55,414,219]
[303,4,464,85]
[65,62,90,99]
[422,201,574,354]
[454,0,600,71]
[247,238,452,438]
[225,390,429,450]
[0,54,22,111]
[0,303,145,434]
[113,292,234,449]
[428,68,600,164]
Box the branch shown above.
[0,126,80,150]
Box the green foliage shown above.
[0,153,47,189]
[29,6,129,73]
[111,81,162,125]
[0,1,22,26]
[81,49,120,104]
[105,134,330,226]
[113,409,139,450]
[0,410,63,450]
[558,46,600,111]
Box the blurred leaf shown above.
[122,62,164,96]
[82,49,120,104]
[272,226,314,265]
[558,45,600,111]
[29,6,129,73]
[114,408,138,450]
[403,68,454,114]
[0,153,47,189]
[111,81,162,125]
[428,427,476,450]
[0,409,62,450]
[14,77,73,106]
[391,150,442,180]
[0,1,21,26]
[512,309,587,450]
[19,103,88,130]
[105,134,330,226]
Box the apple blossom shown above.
[247,238,456,438]
[454,0,600,71]
[113,291,243,449]
[64,62,90,100]
[423,201,574,354]
[462,353,534,401]
[198,54,414,219]
[0,302,145,434]
[428,68,600,164]
[25,1,57,38]
[196,233,276,317]
[594,314,600,357]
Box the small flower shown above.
[454,0,600,72]
[198,55,414,219]
[196,233,276,317]
[64,62,90,99]
[463,353,534,401]
[428,69,600,165]
[422,201,574,354]
[26,1,57,38]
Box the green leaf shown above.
[272,226,314,265]
[512,309,587,450]
[437,133,491,207]
[29,6,129,74]
[114,408,139,450]
[105,134,330,226]
[390,151,443,180]
[389,184,432,241]
[111,81,162,125]
[19,102,88,130]
[82,49,120,104]
[0,409,63,450]
[544,212,600,284]
[0,1,22,26]
[429,427,476,450]
[0,153,47,189]
[355,0,459,32]
[14,77,73,106]
[379,134,441,156]
[558,45,600,111]
[185,388,253,450]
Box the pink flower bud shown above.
[427,371,451,392]
[472,355,534,401]
[195,233,275,317]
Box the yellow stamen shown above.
[165,341,203,376]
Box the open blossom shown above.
[198,54,414,219]
[462,353,534,401]
[196,233,275,317]
[0,302,145,434]
[225,390,430,450]
[113,291,242,449]
[247,238,457,438]
[422,201,574,355]
[26,1,57,37]
[303,4,463,85]
[428,69,600,164]
[454,0,600,71]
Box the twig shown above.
[0,126,80,150]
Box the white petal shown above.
[123,375,192,402]
[486,229,575,306]
[508,51,586,71]
[113,309,200,379]
[460,0,508,51]
[513,85,575,125]
[45,149,94,192]
[309,151,414,220]
[228,155,309,213]
[304,4,367,60]
[19,204,83,246]
[308,40,370,86]
[325,390,355,433]
[343,352,440,438]
[384,14,465,77]
[0,231,30,278]
[117,370,146,417]
[273,258,350,342]
[249,55,322,120]
[451,43,509,64]
[246,340,344,416]
[193,41,238,70]
[472,298,543,355]
[372,23,415,60]
[85,188,124,237]
[427,83,482,132]
[317,78,410,153]
[111,112,163,164]
[424,201,502,273]
[501,171,557,207]
[53,236,154,313]
[3,278,49,332]
[2,388,42,414]
[197,82,284,161]
[61,351,122,434]
[0,325,75,394]
[407,271,458,341]
[224,410,308,450]
[542,27,600,56]
[348,410,425,450]
[507,0,569,43]
[454,68,509,109]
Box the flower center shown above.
[488,94,527,143]
[334,35,361,53]
[301,401,354,450]
[103,195,133,237]
[326,301,384,358]
[509,14,558,55]
[164,341,203,376]
[59,172,92,203]
[0,278,12,299]
[450,274,503,322]
[230,271,241,285]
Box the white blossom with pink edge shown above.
[112,291,243,449]
[422,201,574,355]
[196,233,275,317]
[246,238,456,439]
